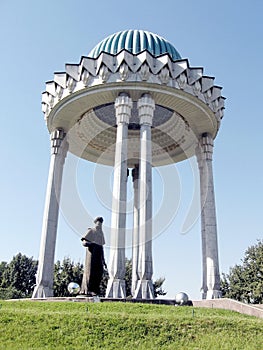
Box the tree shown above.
[53,257,83,297]
[125,257,132,297]
[53,257,110,297]
[153,277,167,298]
[0,253,38,299]
[221,240,263,304]
[0,254,167,299]
[0,261,7,281]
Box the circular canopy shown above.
[88,30,182,61]
[42,30,225,167]
[51,83,217,167]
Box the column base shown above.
[206,289,222,299]
[131,279,139,297]
[32,284,53,299]
[201,292,207,300]
[105,278,126,299]
[201,288,208,300]
[134,279,155,299]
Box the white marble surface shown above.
[106,95,132,298]
[32,130,67,298]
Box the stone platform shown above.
[30,296,179,306]
[27,297,263,319]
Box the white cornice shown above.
[42,51,225,125]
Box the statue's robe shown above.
[80,226,105,295]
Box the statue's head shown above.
[94,216,103,224]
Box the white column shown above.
[131,165,139,296]
[32,129,68,298]
[106,93,132,298]
[196,133,221,299]
[196,144,208,299]
[134,94,155,299]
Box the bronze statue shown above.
[80,217,106,296]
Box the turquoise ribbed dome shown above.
[88,30,181,60]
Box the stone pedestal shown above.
[106,94,132,298]
[196,133,221,299]
[32,129,67,298]
[134,94,155,299]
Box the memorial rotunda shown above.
[32,30,225,300]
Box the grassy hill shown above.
[0,300,262,349]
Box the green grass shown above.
[0,301,262,349]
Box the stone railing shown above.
[192,298,263,319]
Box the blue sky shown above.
[1,0,262,300]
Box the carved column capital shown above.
[196,133,214,164]
[50,128,67,155]
[115,93,133,124]
[201,133,214,160]
[137,94,155,126]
